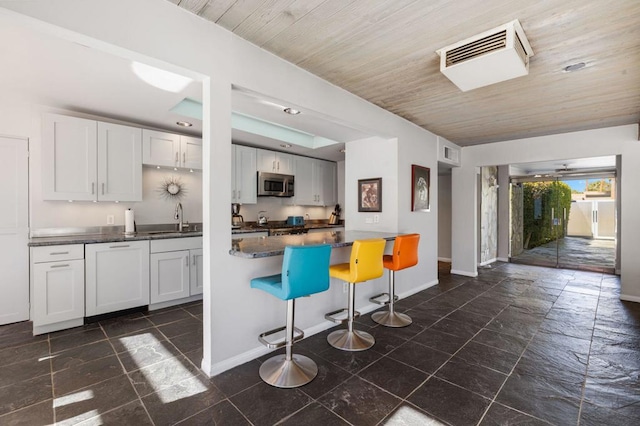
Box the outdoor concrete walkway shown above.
[511,236,616,273]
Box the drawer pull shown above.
[49,251,69,255]
[186,256,189,267]
[109,245,130,249]
[50,264,69,268]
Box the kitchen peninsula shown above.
[230,230,400,258]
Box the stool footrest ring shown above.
[324,308,360,324]
[258,326,305,349]
[368,292,399,306]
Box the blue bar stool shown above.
[250,244,332,388]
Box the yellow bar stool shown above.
[251,244,332,388]
[325,238,386,351]
[371,233,420,327]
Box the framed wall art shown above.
[411,164,430,212]
[358,177,382,212]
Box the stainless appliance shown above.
[257,172,294,197]
[231,203,243,227]
[258,211,269,225]
[269,227,309,236]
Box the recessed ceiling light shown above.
[283,107,301,115]
[176,121,193,127]
[562,62,587,73]
[280,143,292,148]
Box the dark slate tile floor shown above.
[1,261,640,425]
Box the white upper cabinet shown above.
[43,114,98,201]
[181,136,202,170]
[142,130,202,170]
[232,145,257,204]
[319,160,337,206]
[290,156,337,206]
[42,114,142,202]
[97,122,142,202]
[256,149,294,175]
[142,129,181,168]
[292,156,316,206]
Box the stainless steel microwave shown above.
[257,172,295,197]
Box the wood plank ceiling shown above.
[171,0,640,146]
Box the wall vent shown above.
[436,20,534,92]
[443,146,459,163]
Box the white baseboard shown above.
[478,258,497,267]
[437,257,451,262]
[204,279,439,377]
[450,269,478,277]
[620,294,640,303]
[149,294,202,311]
[497,257,509,262]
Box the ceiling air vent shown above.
[436,20,534,92]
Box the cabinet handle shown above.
[109,244,130,249]
[101,183,105,195]
[183,152,186,164]
[92,182,95,195]
[175,152,179,164]
[277,161,280,171]
[186,256,189,267]
[50,264,69,268]
[192,255,196,266]
[232,189,236,200]
[238,190,241,199]
[272,160,276,171]
[49,251,69,256]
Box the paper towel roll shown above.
[125,209,135,234]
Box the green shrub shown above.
[522,181,572,249]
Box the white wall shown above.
[1,0,442,375]
[452,124,640,301]
[438,173,452,261]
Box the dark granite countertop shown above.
[229,230,399,258]
[231,222,344,235]
[28,224,203,247]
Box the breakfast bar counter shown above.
[230,230,400,258]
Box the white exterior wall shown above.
[0,0,440,375]
[452,124,640,301]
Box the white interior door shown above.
[0,136,29,324]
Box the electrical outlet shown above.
[374,214,380,223]
[106,215,115,225]
[365,217,373,224]
[343,282,348,293]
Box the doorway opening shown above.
[508,157,617,274]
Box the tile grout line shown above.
[575,273,604,426]
[100,321,157,426]
[48,332,56,425]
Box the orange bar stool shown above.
[371,233,420,327]
[250,244,332,388]
[325,238,386,351]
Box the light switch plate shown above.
[106,215,115,225]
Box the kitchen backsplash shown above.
[31,167,203,229]
[31,166,337,230]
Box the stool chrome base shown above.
[259,354,318,388]
[327,329,375,351]
[371,310,412,327]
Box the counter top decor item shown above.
[411,165,430,212]
[358,178,382,212]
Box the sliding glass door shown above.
[510,175,616,273]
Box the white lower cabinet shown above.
[150,237,203,307]
[31,244,85,334]
[85,240,150,316]
[190,248,204,295]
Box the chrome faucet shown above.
[174,202,184,231]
